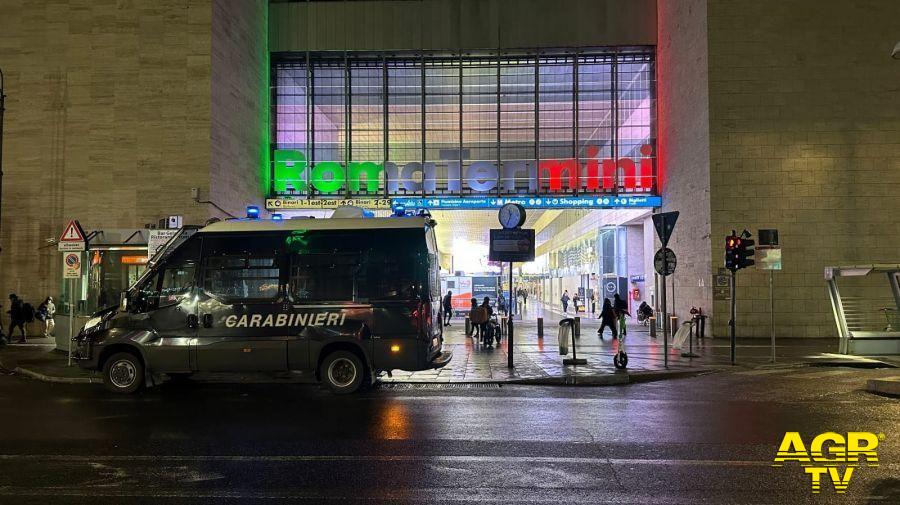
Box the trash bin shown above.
[558,318,574,355]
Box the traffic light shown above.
[725,233,741,271]
[738,232,755,269]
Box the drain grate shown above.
[376,382,502,389]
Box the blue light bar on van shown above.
[246,206,260,219]
[391,195,662,210]
[271,213,283,221]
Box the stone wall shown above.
[210,0,268,218]
[707,0,900,337]
[656,0,714,331]
[0,0,214,304]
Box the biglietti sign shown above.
[272,144,657,197]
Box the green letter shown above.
[311,162,346,193]
[273,150,307,193]
[348,162,384,192]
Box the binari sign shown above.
[272,144,657,197]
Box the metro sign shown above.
[272,143,656,197]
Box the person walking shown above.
[468,297,482,340]
[497,292,507,316]
[41,296,56,338]
[442,290,453,326]
[560,290,570,313]
[573,293,581,313]
[521,289,528,307]
[597,298,618,340]
[589,290,596,314]
[7,294,28,343]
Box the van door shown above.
[194,234,289,372]
[139,236,201,373]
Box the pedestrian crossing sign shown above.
[58,220,87,251]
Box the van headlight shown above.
[83,316,103,332]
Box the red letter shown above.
[539,159,578,192]
[601,159,616,190]
[639,144,654,190]
[584,146,600,190]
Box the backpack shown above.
[22,303,35,323]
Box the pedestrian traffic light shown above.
[738,231,755,269]
[725,232,741,271]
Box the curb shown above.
[628,368,724,383]
[12,366,101,384]
[865,377,900,397]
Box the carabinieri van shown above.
[72,213,451,394]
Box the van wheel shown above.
[103,352,144,394]
[321,351,364,394]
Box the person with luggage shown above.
[7,294,29,343]
[442,290,453,326]
[597,298,618,340]
[479,297,494,347]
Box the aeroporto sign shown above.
[272,144,656,197]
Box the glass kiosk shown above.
[55,229,150,351]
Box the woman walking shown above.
[38,297,56,338]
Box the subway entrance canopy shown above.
[268,49,658,211]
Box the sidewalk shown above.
[1,303,891,387]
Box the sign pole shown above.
[68,277,74,366]
[508,261,514,368]
[730,270,737,365]
[770,270,775,363]
[661,260,668,369]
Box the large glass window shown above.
[272,48,655,197]
[202,236,282,302]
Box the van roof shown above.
[199,216,431,233]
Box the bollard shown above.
[649,316,656,338]
[670,315,678,340]
[500,317,507,337]
[465,316,471,336]
[537,317,544,338]
[574,316,581,338]
[698,315,707,338]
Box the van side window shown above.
[290,253,361,302]
[201,235,283,302]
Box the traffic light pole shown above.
[507,261,514,368]
[730,269,736,365]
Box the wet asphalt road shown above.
[0,368,897,504]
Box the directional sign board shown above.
[63,252,82,279]
[654,247,677,276]
[58,220,86,252]
[488,228,535,262]
[651,211,679,247]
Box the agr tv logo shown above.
[772,431,883,494]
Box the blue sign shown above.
[392,195,661,210]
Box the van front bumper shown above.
[429,350,453,369]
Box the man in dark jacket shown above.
[442,291,453,326]
[7,294,27,343]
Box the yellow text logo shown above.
[772,431,883,494]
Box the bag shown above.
[22,303,35,323]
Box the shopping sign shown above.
[58,220,86,252]
[272,144,657,197]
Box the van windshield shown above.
[131,226,199,292]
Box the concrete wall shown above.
[707,0,900,337]
[270,0,657,52]
[656,0,713,330]
[0,0,269,305]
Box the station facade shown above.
[0,0,897,340]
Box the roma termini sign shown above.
[272,144,657,197]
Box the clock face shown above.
[499,203,525,229]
